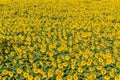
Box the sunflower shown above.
[63,62,68,67]
[16,68,22,74]
[48,70,53,78]
[78,67,83,73]
[2,70,8,75]
[34,76,40,80]
[58,64,63,69]
[100,69,106,75]
[66,75,72,80]
[65,55,70,61]
[56,76,63,80]
[104,75,110,80]
[8,71,14,77]
[33,69,39,74]
[28,75,33,80]
[96,66,102,70]
[115,75,120,80]
[73,74,78,80]
[23,72,29,78]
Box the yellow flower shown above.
[16,68,22,74]
[40,47,46,53]
[100,69,106,75]
[71,53,75,58]
[78,67,83,73]
[118,57,120,61]
[111,59,115,64]
[87,61,92,66]
[96,66,102,70]
[63,62,68,67]
[33,63,37,68]
[23,72,29,78]
[87,75,94,80]
[96,46,100,50]
[58,46,64,52]
[56,76,63,80]
[33,69,39,74]
[58,64,63,69]
[91,46,95,50]
[67,75,72,80]
[71,59,76,64]
[75,53,80,59]
[115,75,120,80]
[57,58,61,63]
[29,59,34,63]
[65,55,70,61]
[48,69,53,77]
[89,67,95,72]
[29,54,33,58]
[56,69,64,76]
[2,70,8,75]
[98,57,103,63]
[81,60,86,66]
[95,53,99,59]
[28,75,33,80]
[8,71,14,77]
[109,71,115,77]
[39,61,43,66]
[19,60,23,64]
[104,75,110,80]
[49,57,55,61]
[73,74,78,80]
[51,61,57,67]
[2,77,6,80]
[82,53,88,59]
[106,59,112,65]
[5,49,9,54]
[84,73,89,78]
[13,59,17,64]
[49,44,54,50]
[42,72,47,78]
[32,36,37,41]
[91,74,96,79]
[26,36,31,41]
[71,64,75,70]
[38,69,43,74]
[77,62,81,67]
[34,76,40,80]
[105,53,112,58]
[111,68,116,72]
[23,54,27,58]
[93,60,98,65]
[49,52,54,57]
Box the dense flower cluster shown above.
[0,0,120,80]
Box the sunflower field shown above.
[0,0,120,80]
